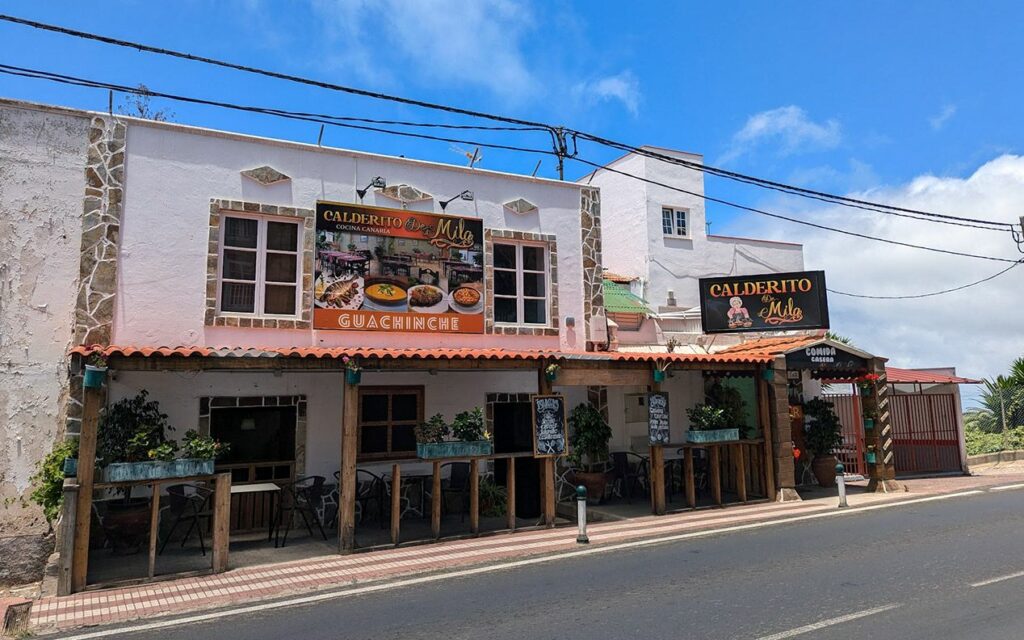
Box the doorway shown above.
[491,400,540,519]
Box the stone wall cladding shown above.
[197,395,307,477]
[483,229,559,336]
[579,188,604,337]
[206,199,315,329]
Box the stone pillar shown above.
[768,356,800,501]
[865,358,906,493]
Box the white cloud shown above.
[718,106,841,165]
[929,104,957,131]
[573,71,642,116]
[728,155,1024,403]
[309,0,536,98]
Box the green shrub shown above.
[29,438,78,525]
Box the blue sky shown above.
[2,1,1023,393]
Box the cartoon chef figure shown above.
[727,296,753,328]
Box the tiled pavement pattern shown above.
[29,475,1017,634]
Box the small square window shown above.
[662,207,689,237]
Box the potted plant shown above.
[29,438,79,530]
[858,373,880,396]
[544,362,560,383]
[803,397,844,487]
[685,404,739,442]
[98,391,176,482]
[567,403,612,504]
[863,406,878,430]
[83,351,108,389]
[415,409,493,458]
[665,336,680,353]
[449,407,493,456]
[343,356,362,385]
[415,413,451,458]
[653,361,668,383]
[177,429,229,476]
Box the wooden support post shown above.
[650,445,666,515]
[757,370,778,501]
[538,365,556,528]
[684,448,696,509]
[211,473,231,573]
[148,480,161,579]
[57,480,78,596]
[710,445,722,506]
[390,464,401,545]
[339,381,359,554]
[735,444,747,503]
[431,461,441,539]
[469,461,480,535]
[71,386,102,593]
[506,458,516,531]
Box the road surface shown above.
[83,488,1024,639]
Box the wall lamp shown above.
[356,176,387,201]
[439,190,474,211]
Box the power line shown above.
[571,156,1021,264]
[0,12,1015,231]
[827,259,1024,299]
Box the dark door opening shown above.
[491,402,540,519]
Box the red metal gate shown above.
[890,393,962,475]
[823,392,866,477]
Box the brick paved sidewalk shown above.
[27,475,1019,635]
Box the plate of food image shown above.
[315,274,364,310]
[407,284,448,314]
[363,280,408,308]
[448,286,483,314]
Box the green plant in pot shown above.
[450,407,493,456]
[98,390,175,481]
[29,438,79,530]
[802,397,844,487]
[568,403,612,504]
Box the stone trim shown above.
[198,395,307,478]
[205,198,315,328]
[579,188,604,340]
[483,229,559,337]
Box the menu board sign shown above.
[698,270,830,334]
[532,394,568,458]
[648,392,670,445]
[313,201,485,333]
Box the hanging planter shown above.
[863,418,875,430]
[62,457,78,478]
[343,355,362,385]
[653,369,666,383]
[545,363,560,383]
[865,451,877,464]
[859,386,872,397]
[83,365,107,388]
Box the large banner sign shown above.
[314,201,485,333]
[698,270,830,334]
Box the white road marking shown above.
[989,483,1024,492]
[756,604,902,639]
[54,489,984,640]
[971,570,1024,588]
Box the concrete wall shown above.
[0,103,90,583]
[604,371,704,452]
[114,121,589,351]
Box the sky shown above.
[2,1,1022,404]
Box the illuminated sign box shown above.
[698,270,830,334]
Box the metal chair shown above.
[159,484,213,556]
[355,469,388,528]
[277,476,328,547]
[611,452,649,504]
[440,462,471,522]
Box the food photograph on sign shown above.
[698,270,830,334]
[314,201,485,333]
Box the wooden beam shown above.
[554,368,651,387]
[650,445,666,515]
[757,373,777,501]
[148,481,161,579]
[431,461,441,539]
[684,448,696,509]
[469,462,480,535]
[710,445,722,506]
[338,381,359,553]
[505,458,516,531]
[735,444,747,503]
[211,473,231,573]
[390,464,401,546]
[57,480,78,595]
[71,386,102,593]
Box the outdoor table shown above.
[380,472,432,519]
[231,482,281,544]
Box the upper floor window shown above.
[493,242,548,325]
[662,207,689,238]
[219,215,301,317]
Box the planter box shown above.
[687,428,740,444]
[345,369,362,385]
[417,441,493,459]
[103,458,214,482]
[63,457,78,478]
[83,365,107,388]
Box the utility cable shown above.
[827,259,1023,299]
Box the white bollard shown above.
[835,463,848,508]
[576,485,589,543]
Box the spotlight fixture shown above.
[356,176,387,201]
[439,190,474,211]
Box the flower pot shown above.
[545,370,558,382]
[63,457,78,478]
[572,470,609,505]
[103,458,214,482]
[653,370,666,383]
[859,386,872,397]
[811,454,838,487]
[345,369,362,385]
[865,451,877,464]
[417,441,493,459]
[863,418,875,430]
[687,428,740,443]
[83,365,107,388]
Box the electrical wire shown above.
[827,259,1024,299]
[0,12,1015,231]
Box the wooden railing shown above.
[656,440,768,509]
[215,461,294,532]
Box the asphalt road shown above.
[86,488,1024,640]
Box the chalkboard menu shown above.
[532,394,568,457]
[648,392,670,445]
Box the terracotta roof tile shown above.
[885,367,981,385]
[714,335,821,356]
[602,270,637,284]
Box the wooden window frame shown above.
[493,241,549,327]
[217,213,303,318]
[356,385,424,461]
